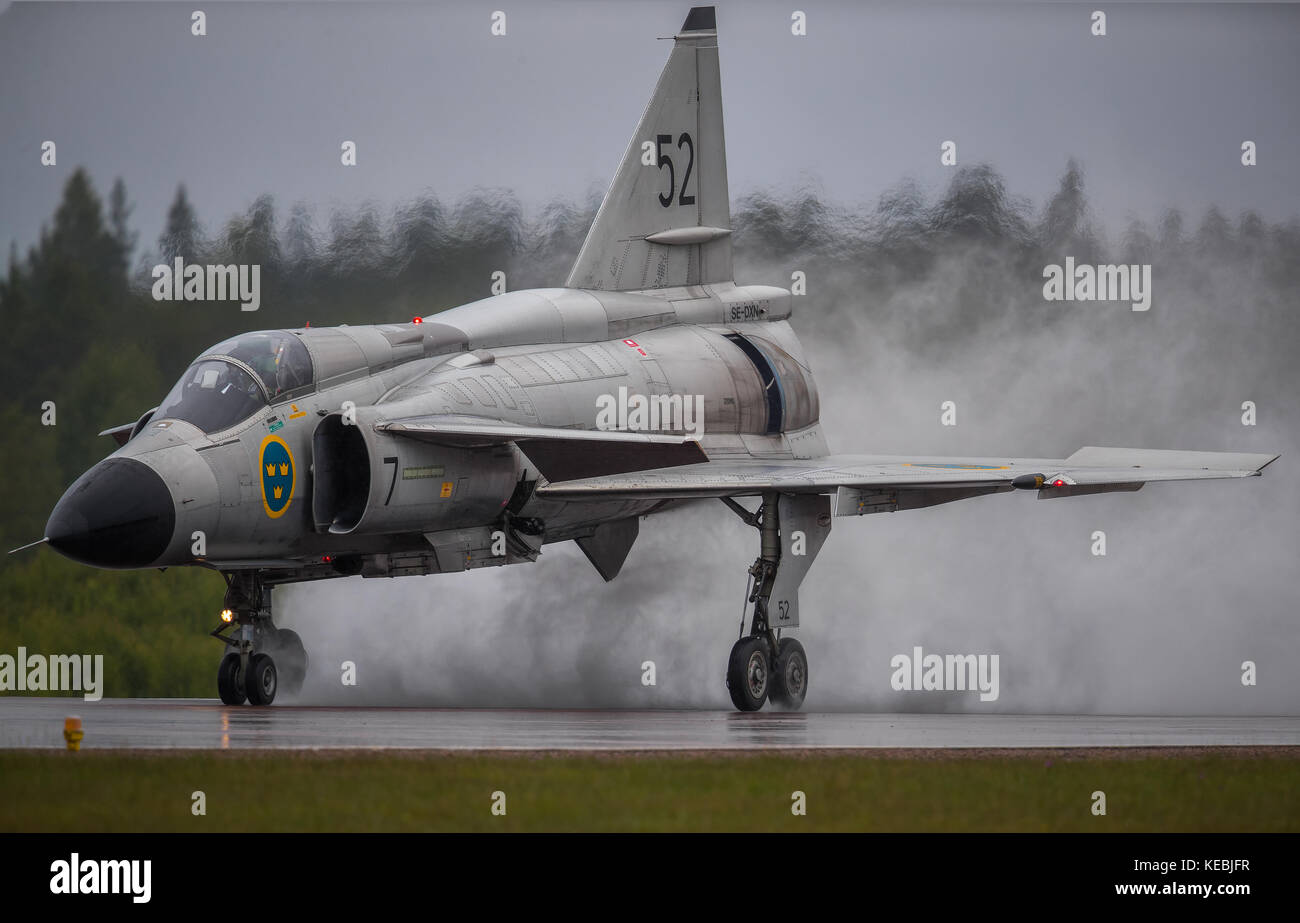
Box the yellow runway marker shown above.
[63,716,83,751]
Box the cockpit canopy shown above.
[207,331,314,398]
[155,331,313,434]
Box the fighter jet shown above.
[30,7,1277,709]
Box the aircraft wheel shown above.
[769,638,808,711]
[726,636,770,712]
[268,629,308,696]
[217,653,245,706]
[245,653,278,706]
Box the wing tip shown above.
[1256,453,1281,473]
[1069,445,1281,475]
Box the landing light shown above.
[220,609,234,623]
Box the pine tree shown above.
[108,178,137,271]
[159,184,202,263]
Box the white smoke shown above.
[279,189,1299,715]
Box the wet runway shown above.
[2,698,1298,750]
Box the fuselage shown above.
[45,281,826,582]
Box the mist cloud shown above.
[280,165,1300,715]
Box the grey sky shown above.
[2,0,1297,260]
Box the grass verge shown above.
[2,748,1297,832]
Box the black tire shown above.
[245,652,278,706]
[217,653,245,706]
[769,637,808,710]
[268,628,308,696]
[726,636,770,711]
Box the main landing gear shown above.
[212,572,309,706]
[723,491,809,712]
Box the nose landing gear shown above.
[212,571,308,706]
[245,652,278,706]
[216,648,246,705]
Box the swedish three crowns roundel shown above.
[259,434,295,519]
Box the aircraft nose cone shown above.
[46,458,176,568]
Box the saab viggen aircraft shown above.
[28,7,1277,709]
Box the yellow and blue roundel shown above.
[259,435,296,519]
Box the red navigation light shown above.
[412,316,423,324]
[1052,478,1066,487]
[322,555,332,563]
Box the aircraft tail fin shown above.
[565,6,732,292]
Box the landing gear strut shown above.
[211,572,308,706]
[723,492,809,712]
